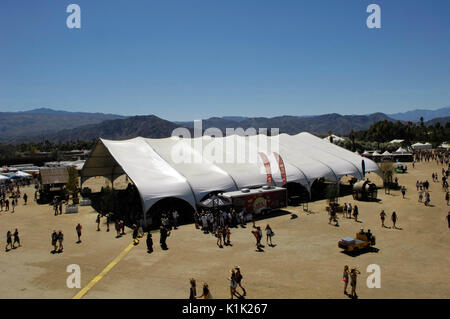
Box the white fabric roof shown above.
[382,151,391,155]
[389,139,404,144]
[14,171,32,177]
[323,134,345,143]
[82,133,380,220]
[0,174,9,180]
[395,147,408,153]
[372,151,381,156]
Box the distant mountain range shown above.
[388,106,450,122]
[0,108,124,143]
[1,106,449,144]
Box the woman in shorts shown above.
[265,224,274,246]
[350,268,361,298]
[343,265,350,295]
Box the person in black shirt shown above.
[13,229,21,248]
[160,226,169,250]
[146,233,153,253]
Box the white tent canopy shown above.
[372,151,381,156]
[389,139,404,144]
[82,132,380,224]
[382,151,391,156]
[323,134,345,143]
[13,171,32,178]
[0,174,9,181]
[395,147,409,154]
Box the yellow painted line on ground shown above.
[73,241,136,299]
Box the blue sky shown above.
[1,0,450,121]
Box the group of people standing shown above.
[189,266,246,299]
[342,265,361,299]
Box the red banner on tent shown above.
[273,152,287,186]
[258,152,273,184]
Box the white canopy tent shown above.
[82,132,380,224]
[12,171,32,178]
[382,151,392,156]
[0,174,9,182]
[323,134,345,143]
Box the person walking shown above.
[196,283,213,299]
[229,269,243,299]
[424,192,431,206]
[347,203,352,219]
[401,185,406,198]
[13,229,21,248]
[120,220,125,235]
[380,210,386,228]
[23,193,28,205]
[350,268,361,299]
[115,220,121,238]
[235,266,246,296]
[96,214,101,231]
[225,225,231,246]
[57,230,64,253]
[446,212,450,229]
[76,223,82,243]
[132,224,139,245]
[59,201,63,215]
[352,205,359,222]
[160,226,169,250]
[172,210,179,229]
[146,232,153,253]
[418,188,423,202]
[445,191,449,206]
[11,198,15,213]
[189,278,197,300]
[106,214,110,232]
[5,230,13,251]
[392,211,398,229]
[265,224,274,246]
[5,198,9,211]
[51,230,58,253]
[216,226,223,248]
[343,265,350,295]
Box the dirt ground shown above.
[0,161,449,299]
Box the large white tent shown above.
[82,132,380,224]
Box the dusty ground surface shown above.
[0,161,449,299]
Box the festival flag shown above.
[258,152,273,184]
[273,152,287,185]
